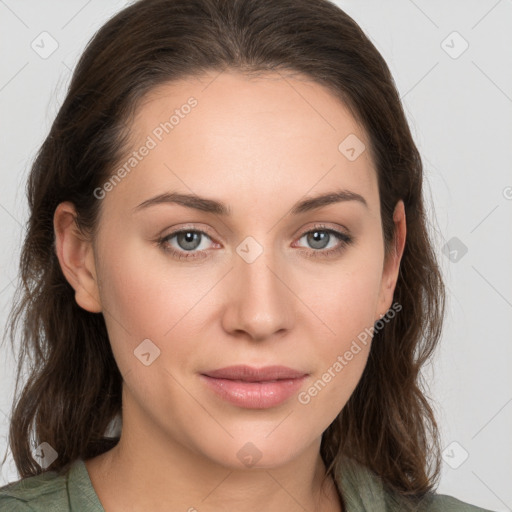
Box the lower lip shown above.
[200,375,307,409]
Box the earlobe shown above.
[377,200,406,319]
[53,201,102,313]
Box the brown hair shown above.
[2,0,445,506]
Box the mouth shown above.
[200,365,309,409]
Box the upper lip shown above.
[202,365,308,382]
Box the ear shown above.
[376,200,406,320]
[53,201,102,313]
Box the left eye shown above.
[295,228,349,251]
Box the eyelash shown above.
[156,224,353,261]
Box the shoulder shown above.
[381,479,496,511]
[0,459,98,511]
[0,469,68,510]
[0,465,71,510]
[418,492,496,512]
[335,455,496,512]
[0,495,35,511]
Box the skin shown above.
[54,70,406,512]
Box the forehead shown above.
[103,70,378,217]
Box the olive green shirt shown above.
[0,457,495,511]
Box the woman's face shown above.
[60,70,404,469]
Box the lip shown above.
[200,365,309,409]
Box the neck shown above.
[86,417,342,512]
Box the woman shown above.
[0,0,495,510]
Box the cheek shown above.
[294,253,383,417]
[303,252,384,342]
[95,234,202,369]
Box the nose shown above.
[221,240,295,342]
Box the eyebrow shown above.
[132,188,367,216]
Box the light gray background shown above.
[0,1,511,510]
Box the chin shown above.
[192,428,318,470]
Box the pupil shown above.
[309,230,328,249]
[178,231,200,250]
